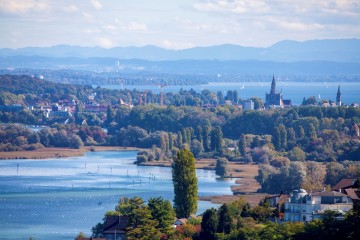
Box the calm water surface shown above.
[99,81,360,105]
[0,151,234,240]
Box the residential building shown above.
[331,178,360,203]
[243,100,254,111]
[102,215,127,240]
[284,189,353,222]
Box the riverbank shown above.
[0,146,140,159]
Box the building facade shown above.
[284,189,353,222]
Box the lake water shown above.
[0,151,234,240]
[98,81,360,105]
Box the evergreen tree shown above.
[233,90,239,104]
[203,125,211,152]
[309,124,317,139]
[279,124,287,149]
[298,126,305,139]
[168,132,174,151]
[177,131,183,148]
[217,204,232,234]
[125,197,161,240]
[172,149,198,218]
[148,197,175,235]
[211,126,223,152]
[273,126,281,150]
[200,208,218,240]
[196,126,203,144]
[238,134,246,157]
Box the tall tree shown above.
[217,204,232,234]
[177,131,183,148]
[238,133,246,157]
[196,126,203,144]
[203,124,211,152]
[279,124,287,150]
[211,126,223,152]
[172,149,198,218]
[200,208,218,240]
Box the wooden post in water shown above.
[17,164,19,174]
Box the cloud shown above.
[64,4,78,13]
[0,0,49,14]
[82,11,93,19]
[90,0,102,10]
[98,37,114,48]
[115,19,148,32]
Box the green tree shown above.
[211,126,223,152]
[217,204,232,234]
[279,124,287,150]
[288,147,306,161]
[172,149,198,218]
[126,197,161,240]
[148,197,175,235]
[203,124,211,152]
[215,157,230,177]
[238,133,246,157]
[200,208,218,240]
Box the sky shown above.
[0,0,360,49]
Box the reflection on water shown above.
[0,151,235,240]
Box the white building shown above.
[243,100,254,111]
[284,189,353,222]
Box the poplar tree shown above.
[172,149,198,218]
[238,134,246,157]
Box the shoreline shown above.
[0,146,140,160]
[0,147,262,206]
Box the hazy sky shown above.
[1,0,359,49]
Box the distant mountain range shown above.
[1,39,360,62]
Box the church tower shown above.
[270,75,276,94]
[336,85,342,106]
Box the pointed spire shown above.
[270,75,276,94]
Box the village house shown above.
[331,178,360,203]
[102,215,128,240]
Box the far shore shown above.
[0,146,140,160]
[0,147,262,206]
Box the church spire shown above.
[336,85,342,106]
[270,75,276,94]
